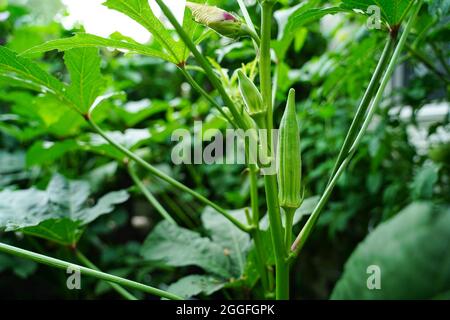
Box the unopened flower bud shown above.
[237,70,265,120]
[186,2,252,39]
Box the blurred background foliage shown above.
[0,0,449,299]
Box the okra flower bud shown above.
[277,89,302,209]
[186,2,253,40]
[237,70,265,121]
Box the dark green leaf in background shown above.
[331,202,450,299]
[0,174,129,245]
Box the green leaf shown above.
[274,2,345,59]
[410,163,440,200]
[0,46,65,97]
[426,0,450,17]
[141,220,233,278]
[0,174,129,245]
[64,48,106,113]
[0,253,38,279]
[20,33,172,62]
[115,99,169,127]
[341,0,413,27]
[0,150,25,174]
[26,140,79,166]
[103,0,180,63]
[166,275,225,299]
[201,207,251,278]
[331,202,450,299]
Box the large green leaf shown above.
[0,174,129,245]
[201,207,251,278]
[64,48,106,113]
[341,0,413,28]
[103,0,180,63]
[140,220,233,278]
[20,33,171,61]
[0,46,65,97]
[331,202,450,299]
[166,275,225,299]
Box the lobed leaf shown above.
[141,220,233,278]
[201,207,251,278]
[341,0,413,28]
[166,275,225,299]
[21,33,173,62]
[0,46,66,97]
[103,0,180,63]
[64,48,106,113]
[0,174,129,245]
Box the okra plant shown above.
[1,0,447,300]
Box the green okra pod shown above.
[277,88,302,210]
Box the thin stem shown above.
[406,44,449,83]
[328,35,396,183]
[0,242,182,300]
[237,0,260,49]
[87,118,252,233]
[75,250,138,300]
[128,163,176,224]
[430,42,450,76]
[154,0,249,130]
[179,67,238,127]
[161,193,197,229]
[291,0,424,257]
[260,1,275,142]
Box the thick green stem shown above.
[248,164,270,294]
[264,174,288,299]
[128,164,176,224]
[290,0,424,257]
[259,1,288,300]
[284,208,295,253]
[87,118,251,233]
[75,250,138,300]
[154,0,249,130]
[0,242,182,300]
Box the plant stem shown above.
[248,164,270,294]
[328,35,396,182]
[406,44,449,83]
[0,242,182,300]
[128,163,176,224]
[161,193,197,229]
[260,1,275,138]
[284,208,295,253]
[75,250,138,300]
[178,67,238,127]
[237,0,260,49]
[154,0,249,130]
[264,174,289,299]
[430,42,450,76]
[87,118,251,233]
[290,0,424,257]
[258,0,289,300]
